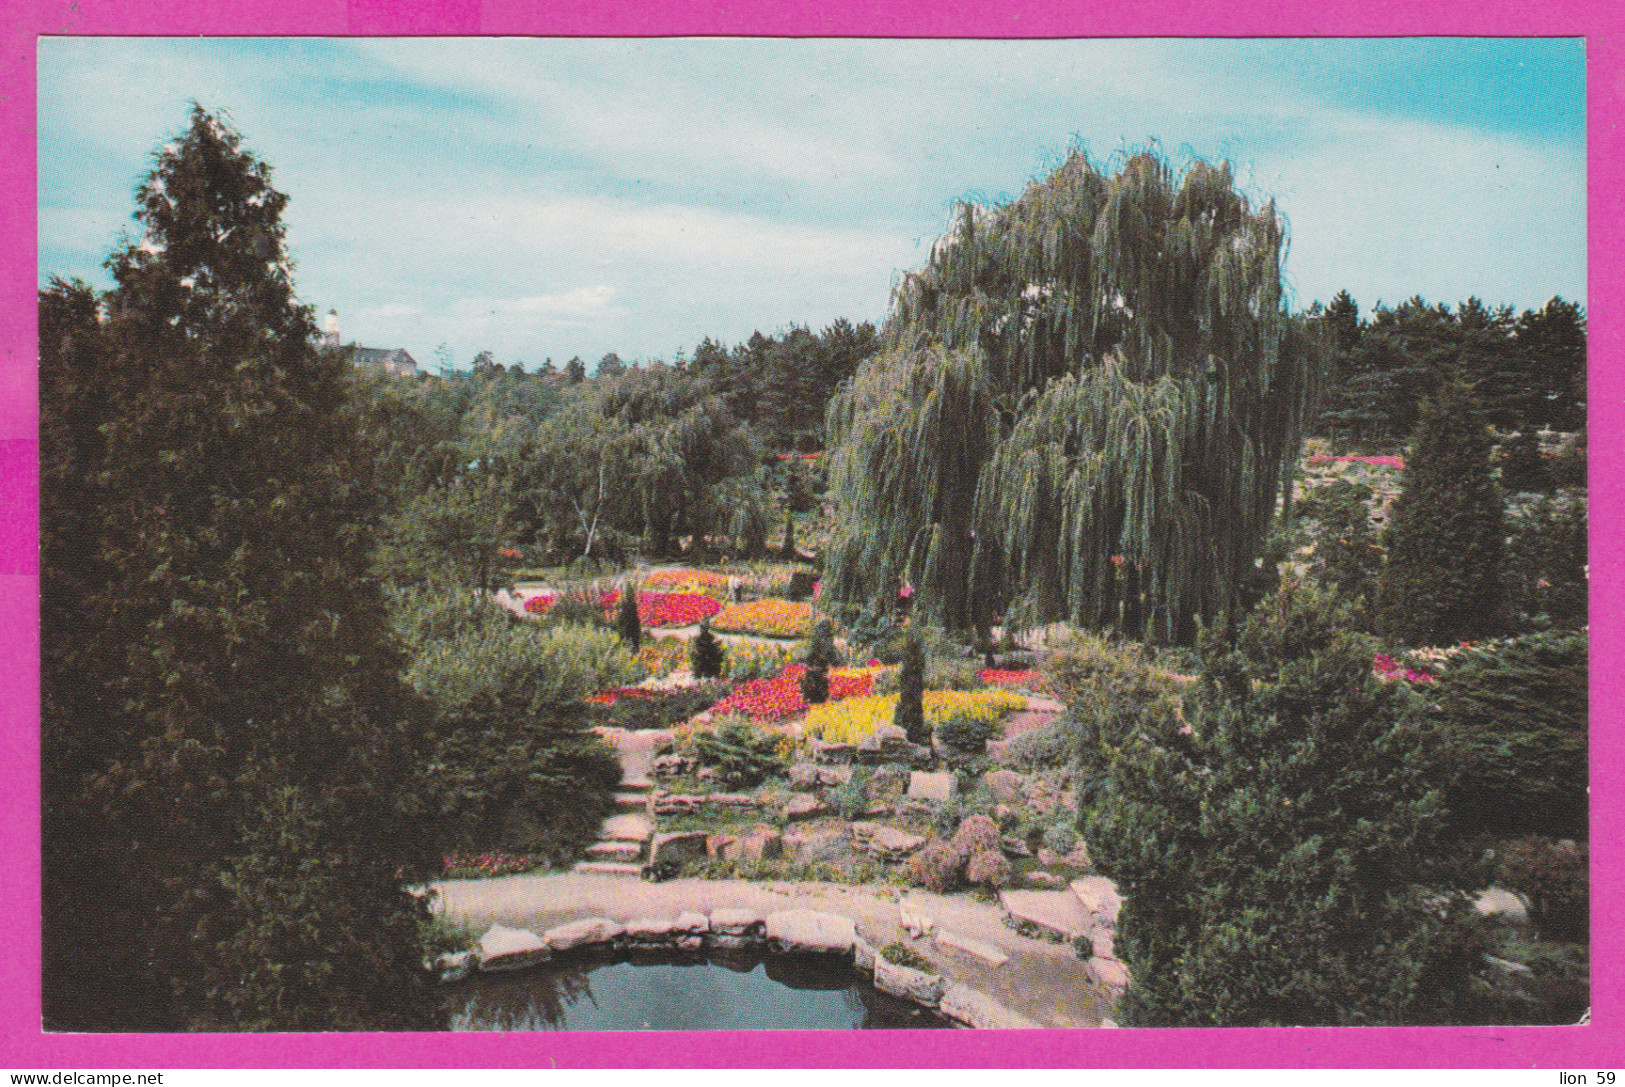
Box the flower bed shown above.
[442,853,542,879]
[707,663,877,722]
[524,590,722,628]
[979,668,1042,687]
[711,598,814,638]
[1307,454,1405,470]
[804,689,1029,745]
[643,568,732,598]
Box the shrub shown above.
[1294,478,1381,608]
[936,712,1004,751]
[1421,630,1588,841]
[951,814,1003,862]
[589,683,726,730]
[1497,430,1553,494]
[690,622,726,679]
[682,722,789,791]
[1042,821,1079,856]
[925,657,987,691]
[907,840,964,894]
[1087,580,1492,1026]
[880,941,933,972]
[1505,493,1587,632]
[1006,712,1085,771]
[830,769,872,821]
[799,664,830,705]
[711,599,814,638]
[1496,837,1588,942]
[967,849,1013,889]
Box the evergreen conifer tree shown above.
[893,631,928,744]
[615,581,643,649]
[1086,581,1489,1026]
[799,618,838,703]
[690,621,725,679]
[40,106,436,1030]
[1376,380,1506,645]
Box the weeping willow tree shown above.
[824,151,1325,642]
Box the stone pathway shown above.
[572,726,673,877]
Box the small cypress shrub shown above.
[893,630,928,745]
[690,621,725,679]
[615,583,642,650]
[799,618,838,704]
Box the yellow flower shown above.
[711,599,814,638]
[804,689,1028,745]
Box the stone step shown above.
[586,840,643,861]
[573,861,646,877]
[600,812,654,842]
[619,778,655,793]
[999,889,1093,942]
[614,792,651,810]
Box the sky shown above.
[38,37,1586,372]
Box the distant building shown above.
[322,309,419,377]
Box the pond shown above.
[445,949,954,1031]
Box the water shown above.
[445,949,953,1031]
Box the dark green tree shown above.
[1505,492,1587,632]
[615,581,643,649]
[893,631,929,744]
[40,106,436,1031]
[799,619,838,704]
[1376,380,1506,645]
[690,621,726,679]
[1087,582,1490,1026]
[1498,429,1552,494]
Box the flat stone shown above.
[435,950,476,983]
[1025,871,1064,887]
[784,794,829,821]
[624,917,676,942]
[817,765,854,787]
[1000,836,1032,858]
[1070,876,1123,927]
[673,910,710,934]
[648,830,709,867]
[1000,889,1093,941]
[875,955,947,1007]
[982,769,1024,806]
[586,840,642,861]
[741,827,782,861]
[544,917,624,952]
[811,740,856,764]
[765,908,857,954]
[614,792,650,810]
[938,983,1042,1030]
[601,812,653,842]
[933,928,1010,968]
[908,771,955,803]
[853,934,877,973]
[707,792,760,809]
[708,907,764,935]
[783,827,854,863]
[899,901,934,938]
[706,833,737,859]
[867,825,926,861]
[476,924,550,972]
[1475,886,1530,924]
[788,764,822,791]
[1089,956,1131,990]
[858,724,910,753]
[572,860,645,876]
[707,933,756,949]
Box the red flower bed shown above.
[442,852,540,879]
[523,590,720,627]
[1308,454,1405,470]
[979,668,1042,686]
[709,663,875,722]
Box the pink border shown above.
[4,0,1619,1069]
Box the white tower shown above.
[323,309,340,349]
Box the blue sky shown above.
[38,37,1585,371]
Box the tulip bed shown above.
[708,663,878,722]
[523,590,722,627]
[1372,653,1436,684]
[979,668,1043,687]
[804,689,1029,745]
[710,598,814,638]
